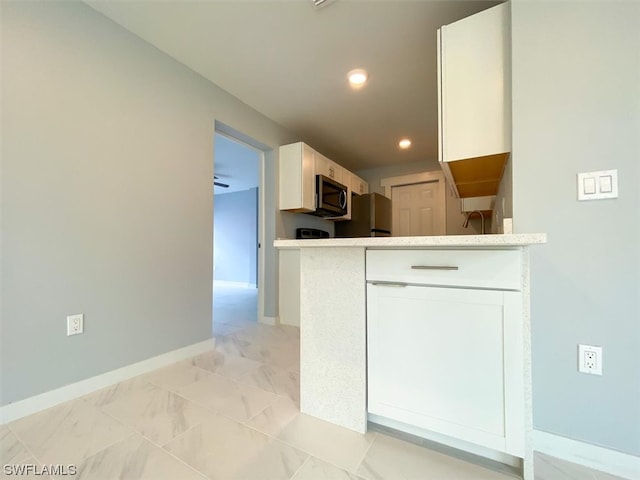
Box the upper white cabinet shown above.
[438,3,511,198]
[279,142,317,212]
[279,142,367,221]
[351,174,369,196]
[315,154,343,184]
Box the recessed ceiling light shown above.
[399,138,412,149]
[347,69,368,89]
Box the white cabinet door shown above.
[351,175,369,195]
[367,283,523,455]
[279,142,316,212]
[438,2,510,164]
[315,154,343,184]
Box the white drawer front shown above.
[366,249,521,290]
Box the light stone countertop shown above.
[274,233,547,249]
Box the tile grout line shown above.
[150,430,214,480]
[116,397,217,479]
[97,401,161,445]
[190,355,270,383]
[67,421,211,480]
[240,392,292,428]
[63,432,140,475]
[348,430,379,477]
[155,379,290,447]
[95,386,214,455]
[8,401,137,473]
[153,392,304,480]
[288,453,312,480]
[5,423,48,471]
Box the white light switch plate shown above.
[577,170,618,200]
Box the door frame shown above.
[214,122,271,325]
[381,170,447,235]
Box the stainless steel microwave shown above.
[310,174,348,217]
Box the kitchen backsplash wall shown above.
[279,211,335,240]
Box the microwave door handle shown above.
[339,190,347,209]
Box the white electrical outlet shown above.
[67,314,84,336]
[578,344,602,375]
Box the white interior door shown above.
[392,181,445,236]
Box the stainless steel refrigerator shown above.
[335,193,392,237]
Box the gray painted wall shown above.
[214,189,258,285]
[512,0,640,455]
[1,1,298,405]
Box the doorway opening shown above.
[212,128,264,335]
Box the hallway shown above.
[213,284,258,337]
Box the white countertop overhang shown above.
[274,233,547,249]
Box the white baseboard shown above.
[534,429,640,479]
[214,280,257,289]
[0,338,215,425]
[260,316,277,326]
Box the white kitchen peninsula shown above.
[274,234,546,480]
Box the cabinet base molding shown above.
[368,413,522,469]
[533,430,640,480]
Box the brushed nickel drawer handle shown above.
[369,281,408,287]
[411,265,459,271]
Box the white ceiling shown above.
[85,0,500,172]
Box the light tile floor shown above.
[1,287,628,480]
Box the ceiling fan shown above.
[214,175,229,188]
[311,0,336,8]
